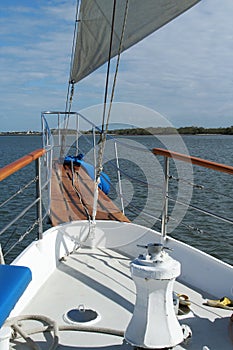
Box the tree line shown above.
[107,126,233,135]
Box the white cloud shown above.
[1,0,233,131]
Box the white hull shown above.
[5,220,233,349]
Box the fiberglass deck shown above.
[15,246,233,350]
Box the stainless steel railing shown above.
[1,111,232,264]
[0,148,52,262]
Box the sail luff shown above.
[70,0,201,84]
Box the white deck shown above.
[11,246,233,350]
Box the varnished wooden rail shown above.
[0,148,46,182]
[153,148,233,175]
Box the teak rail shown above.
[0,149,46,182]
[0,148,48,244]
[152,147,233,237]
[153,148,233,175]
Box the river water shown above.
[0,134,232,265]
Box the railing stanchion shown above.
[36,157,43,240]
[47,148,52,219]
[114,141,125,214]
[0,244,5,264]
[58,113,61,147]
[76,113,79,156]
[161,156,169,238]
[93,127,97,180]
[41,114,45,149]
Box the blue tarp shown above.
[64,155,111,195]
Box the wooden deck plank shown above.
[50,162,130,226]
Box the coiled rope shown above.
[6,314,124,350]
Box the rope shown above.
[69,162,91,222]
[8,311,233,349]
[7,314,59,350]
[6,314,124,350]
[69,162,94,245]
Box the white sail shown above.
[70,0,200,83]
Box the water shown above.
[0,136,42,262]
[170,135,233,265]
[0,135,42,167]
[0,134,232,265]
[104,134,233,265]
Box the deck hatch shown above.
[64,305,100,324]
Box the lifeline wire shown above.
[0,177,38,208]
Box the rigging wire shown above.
[105,0,129,132]
[93,0,118,196]
[65,0,80,113]
[93,0,129,222]
[99,0,129,146]
[61,0,80,158]
[100,0,117,136]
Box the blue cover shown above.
[64,155,111,195]
[0,265,32,328]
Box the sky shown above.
[1,0,233,131]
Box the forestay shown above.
[70,0,201,83]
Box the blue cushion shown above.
[0,265,32,328]
[64,155,111,195]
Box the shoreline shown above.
[0,127,232,137]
